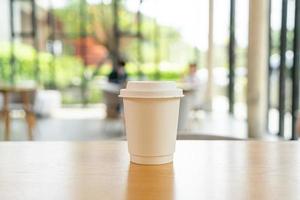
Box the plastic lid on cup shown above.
[119,81,183,98]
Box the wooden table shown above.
[0,141,300,200]
[0,86,36,140]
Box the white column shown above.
[247,0,269,138]
[0,0,10,42]
[205,0,214,111]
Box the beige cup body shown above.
[123,97,180,165]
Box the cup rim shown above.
[119,81,183,98]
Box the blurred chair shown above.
[178,83,206,130]
[34,90,61,117]
[102,82,121,119]
[0,87,36,140]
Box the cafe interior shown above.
[0,0,299,199]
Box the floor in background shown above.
[0,104,280,141]
[180,110,247,139]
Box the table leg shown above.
[22,92,35,140]
[2,92,10,141]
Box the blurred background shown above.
[0,0,299,141]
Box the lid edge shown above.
[119,89,183,98]
[119,95,184,99]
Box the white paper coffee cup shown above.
[119,81,183,165]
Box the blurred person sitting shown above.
[182,63,207,111]
[104,59,128,118]
[108,59,128,86]
[184,63,202,88]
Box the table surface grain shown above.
[0,141,300,200]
